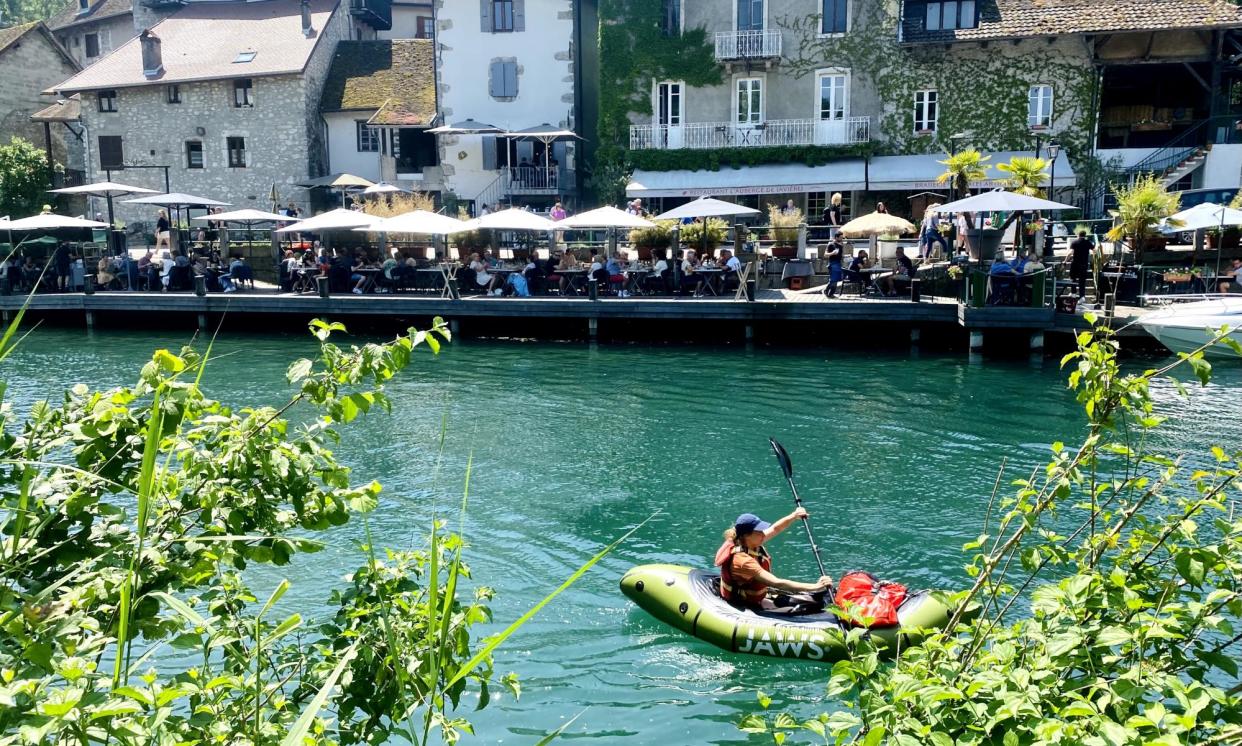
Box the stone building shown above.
[45,0,134,68]
[320,38,438,186]
[0,21,82,184]
[47,0,390,228]
[434,0,582,213]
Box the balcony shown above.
[714,30,781,61]
[506,165,562,195]
[349,0,392,31]
[629,118,870,151]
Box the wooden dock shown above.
[0,288,1154,351]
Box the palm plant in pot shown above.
[937,149,991,258]
[1104,174,1181,265]
[996,155,1049,252]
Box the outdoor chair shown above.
[643,269,672,295]
[235,265,255,289]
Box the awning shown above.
[867,151,1076,191]
[626,150,1076,198]
[627,161,867,198]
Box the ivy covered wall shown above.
[593,0,1102,202]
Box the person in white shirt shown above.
[954,213,970,253]
[721,249,743,292]
[159,252,175,290]
[1219,257,1242,293]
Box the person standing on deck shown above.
[1067,229,1093,299]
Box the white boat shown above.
[1139,296,1242,359]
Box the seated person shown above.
[988,255,1018,305]
[720,249,743,292]
[1219,258,1242,293]
[606,253,628,296]
[678,250,704,296]
[844,250,870,287]
[1022,250,1045,274]
[877,246,915,297]
[468,252,494,293]
[646,250,671,294]
[714,511,833,613]
[218,255,246,293]
[96,257,117,289]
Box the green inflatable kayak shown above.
[620,564,956,663]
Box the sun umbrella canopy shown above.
[426,119,505,135]
[655,197,760,221]
[465,208,557,232]
[274,208,374,233]
[49,181,158,197]
[191,209,291,223]
[299,173,375,189]
[934,190,1077,213]
[839,211,917,238]
[362,182,408,195]
[557,206,655,229]
[8,213,109,229]
[507,123,581,141]
[1164,202,1242,232]
[366,210,469,235]
[122,192,230,207]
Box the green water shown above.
[6,330,1240,744]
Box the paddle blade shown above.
[769,437,793,479]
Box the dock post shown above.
[1,310,10,325]
[1029,330,1044,354]
[194,274,207,297]
[197,313,208,331]
[910,327,921,346]
[317,275,330,299]
[85,311,95,329]
[744,323,754,341]
[797,224,808,258]
[969,330,984,360]
[734,223,745,256]
[449,319,460,336]
[588,317,598,340]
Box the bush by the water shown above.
[743,320,1242,745]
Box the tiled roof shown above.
[46,0,132,32]
[31,93,82,122]
[901,0,1242,43]
[50,0,339,93]
[0,20,39,54]
[320,39,436,126]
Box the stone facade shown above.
[73,2,351,229]
[0,25,81,174]
[51,12,135,67]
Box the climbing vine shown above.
[628,141,877,172]
[780,4,1100,169]
[594,0,721,202]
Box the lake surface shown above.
[5,329,1239,744]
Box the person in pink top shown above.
[550,202,567,221]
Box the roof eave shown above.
[901,20,1242,45]
[52,69,305,95]
[48,9,133,32]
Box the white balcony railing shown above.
[714,29,782,60]
[629,117,870,151]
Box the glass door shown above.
[657,81,683,149]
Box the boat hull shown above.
[1138,297,1242,360]
[620,563,955,663]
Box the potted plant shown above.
[937,149,994,259]
[680,218,728,255]
[1105,174,1182,265]
[627,219,674,261]
[997,155,1050,252]
[876,232,901,262]
[766,205,802,258]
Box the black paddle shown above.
[769,437,828,579]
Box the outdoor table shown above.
[292,267,319,294]
[354,268,381,293]
[624,268,651,295]
[693,267,725,296]
[554,267,588,295]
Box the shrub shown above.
[767,204,802,247]
[680,218,729,249]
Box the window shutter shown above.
[98,135,123,169]
[513,0,525,31]
[504,61,518,97]
[489,60,503,97]
[480,0,491,32]
[482,135,497,170]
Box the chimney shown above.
[139,30,163,79]
[301,0,314,37]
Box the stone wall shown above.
[300,0,352,180]
[52,14,135,67]
[0,29,81,173]
[80,74,318,229]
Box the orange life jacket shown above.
[717,544,771,606]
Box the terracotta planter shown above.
[771,245,796,258]
[1207,228,1240,250]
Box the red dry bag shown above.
[834,571,908,628]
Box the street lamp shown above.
[1047,141,1061,202]
[947,131,972,202]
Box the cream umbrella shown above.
[655,197,759,221]
[8,213,110,230]
[558,206,655,229]
[464,208,557,232]
[838,211,917,238]
[365,210,468,235]
[274,208,376,233]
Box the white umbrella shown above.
[464,208,556,232]
[50,181,159,241]
[655,197,760,221]
[275,208,375,233]
[365,210,468,235]
[1164,202,1242,232]
[363,182,408,195]
[558,206,655,229]
[426,120,505,135]
[122,192,230,207]
[934,190,1077,214]
[8,213,109,230]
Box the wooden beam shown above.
[1183,61,1211,92]
[1142,32,1156,61]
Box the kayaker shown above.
[714,511,833,612]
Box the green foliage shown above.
[742,321,1242,745]
[1230,189,1242,210]
[594,0,721,197]
[998,155,1050,197]
[627,219,675,250]
[767,204,802,247]
[0,0,62,26]
[679,218,728,249]
[937,149,990,197]
[0,137,52,218]
[1105,174,1182,254]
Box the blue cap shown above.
[735,513,771,535]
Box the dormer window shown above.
[232,78,253,108]
[925,1,977,31]
[77,0,89,13]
